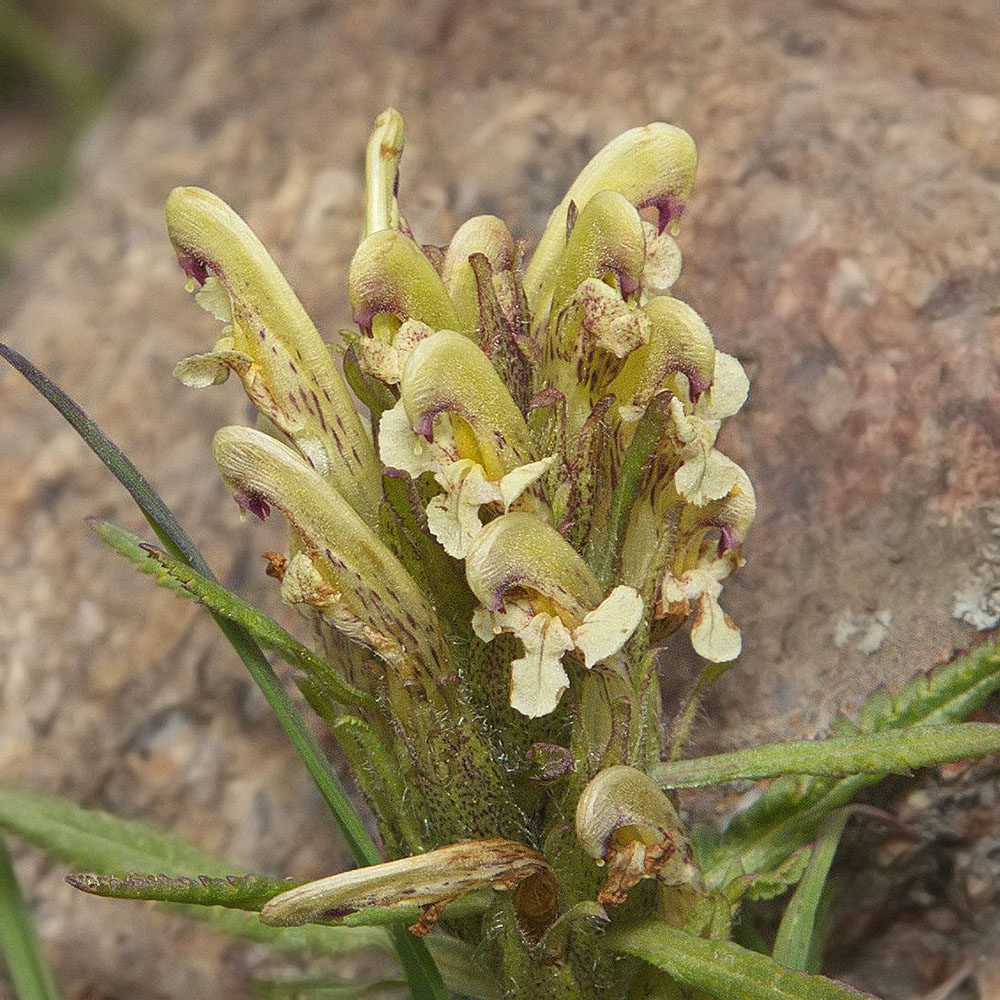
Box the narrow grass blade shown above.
[772,810,850,972]
[654,723,1000,788]
[0,785,387,959]
[594,394,670,590]
[605,920,876,1000]
[0,834,61,1000]
[0,345,450,998]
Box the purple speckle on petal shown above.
[234,489,271,521]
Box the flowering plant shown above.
[3,110,1000,1000]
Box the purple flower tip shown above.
[177,252,210,285]
[717,524,739,556]
[638,193,686,234]
[234,489,271,521]
[687,369,711,401]
[619,271,640,299]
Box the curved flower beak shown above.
[260,838,554,936]
[441,214,520,341]
[213,425,452,686]
[466,512,643,717]
[543,189,647,330]
[363,107,405,237]
[166,186,381,528]
[349,228,460,342]
[611,295,717,412]
[524,122,697,308]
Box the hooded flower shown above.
[465,512,643,717]
[379,330,555,558]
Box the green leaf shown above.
[594,393,670,591]
[65,872,297,911]
[605,921,877,1000]
[0,834,61,1000]
[0,346,450,999]
[702,638,1000,884]
[88,519,375,713]
[653,723,1000,788]
[0,784,387,959]
[772,810,850,972]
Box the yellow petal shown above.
[572,585,644,668]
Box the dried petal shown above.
[575,765,701,905]
[260,838,552,935]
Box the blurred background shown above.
[0,0,156,271]
[1,1,999,997]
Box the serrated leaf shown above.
[66,872,297,910]
[605,921,878,1000]
[653,723,1000,788]
[702,638,1000,885]
[88,519,374,713]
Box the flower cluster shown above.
[164,109,754,982]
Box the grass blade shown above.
[0,344,449,998]
[88,519,375,712]
[0,834,61,1000]
[772,810,850,972]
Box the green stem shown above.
[0,345,449,1000]
[0,835,61,1000]
[594,396,670,590]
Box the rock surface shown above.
[1,0,999,996]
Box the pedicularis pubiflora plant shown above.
[5,109,1000,1000]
